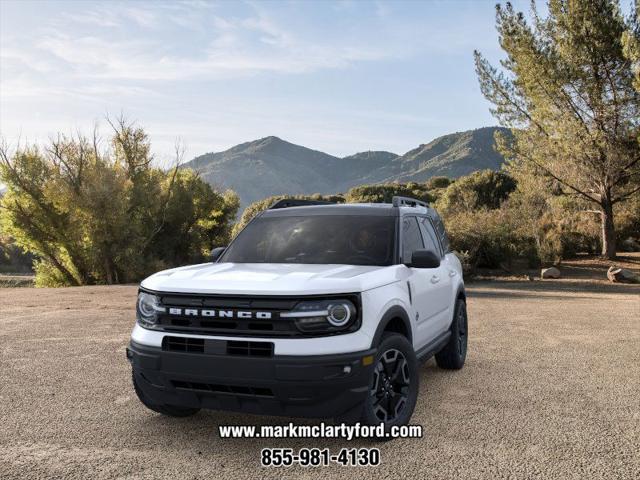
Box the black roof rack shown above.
[391,196,428,208]
[268,198,337,210]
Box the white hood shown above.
[140,262,403,295]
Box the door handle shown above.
[449,270,457,277]
[430,275,440,284]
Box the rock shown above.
[607,266,639,283]
[541,267,561,279]
[621,237,640,252]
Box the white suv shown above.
[127,196,467,428]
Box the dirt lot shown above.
[1,281,638,479]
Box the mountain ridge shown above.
[183,126,510,207]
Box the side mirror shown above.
[210,246,226,262]
[408,249,440,269]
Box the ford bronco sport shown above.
[127,196,467,428]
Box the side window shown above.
[431,212,450,253]
[419,217,442,257]
[402,217,424,263]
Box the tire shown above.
[435,298,468,370]
[132,371,200,417]
[355,333,419,430]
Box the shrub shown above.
[437,170,516,215]
[442,202,541,272]
[0,121,238,286]
[345,182,435,204]
[425,176,451,190]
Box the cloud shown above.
[61,4,160,29]
[11,5,396,84]
[0,1,499,160]
[5,0,491,93]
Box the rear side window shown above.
[430,211,450,253]
[419,217,442,257]
[402,217,424,263]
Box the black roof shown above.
[260,203,444,218]
[261,203,399,217]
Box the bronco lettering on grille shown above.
[167,308,272,319]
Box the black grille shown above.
[227,340,274,357]
[162,336,274,357]
[152,293,361,338]
[157,295,298,336]
[162,336,204,353]
[171,380,274,397]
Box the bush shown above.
[0,121,238,286]
[345,182,435,204]
[445,208,533,271]
[425,176,451,190]
[437,170,516,215]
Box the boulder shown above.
[541,267,561,279]
[607,266,639,284]
[621,237,640,252]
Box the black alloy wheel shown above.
[370,348,411,422]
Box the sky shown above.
[0,0,534,164]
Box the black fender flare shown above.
[456,284,466,302]
[445,284,467,331]
[370,305,413,348]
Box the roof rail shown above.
[391,196,428,208]
[268,198,336,210]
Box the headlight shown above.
[281,299,357,333]
[136,292,165,329]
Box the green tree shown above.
[475,0,640,259]
[425,176,452,190]
[623,2,640,92]
[436,170,516,215]
[344,182,435,204]
[0,120,238,286]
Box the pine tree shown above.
[475,0,640,258]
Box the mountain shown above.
[183,127,509,207]
[184,136,347,206]
[338,151,399,180]
[369,126,510,183]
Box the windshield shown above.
[221,215,396,266]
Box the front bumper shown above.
[127,340,376,418]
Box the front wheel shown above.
[435,298,468,370]
[357,333,419,429]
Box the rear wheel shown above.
[435,298,467,370]
[132,371,200,417]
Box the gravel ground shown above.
[1,282,639,479]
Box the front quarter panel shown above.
[361,280,414,349]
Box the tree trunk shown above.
[600,198,616,260]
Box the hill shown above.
[184,136,347,206]
[183,127,510,206]
[359,126,510,184]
